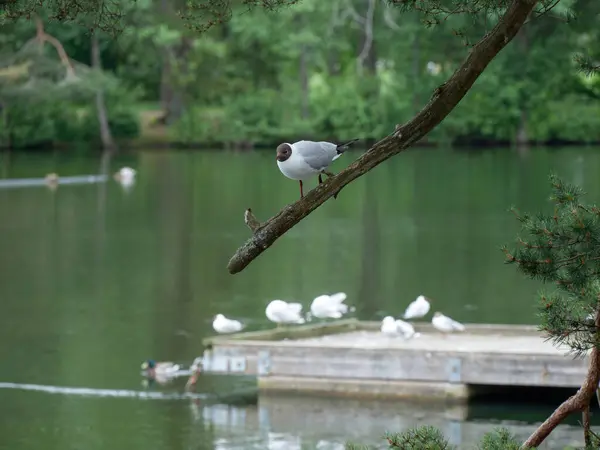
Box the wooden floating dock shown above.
[200,319,588,402]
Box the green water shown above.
[1,146,599,449]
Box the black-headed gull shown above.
[275,139,360,199]
[265,300,305,327]
[381,316,420,339]
[212,314,244,334]
[432,312,465,335]
[403,295,431,320]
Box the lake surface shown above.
[1,146,599,449]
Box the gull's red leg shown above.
[299,180,304,198]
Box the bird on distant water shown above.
[45,173,59,190]
[114,167,136,186]
[403,295,431,320]
[275,139,360,199]
[244,208,261,232]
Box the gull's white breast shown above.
[277,152,319,181]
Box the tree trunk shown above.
[515,23,529,147]
[327,48,340,76]
[412,31,421,114]
[357,0,377,74]
[159,0,176,124]
[299,42,310,119]
[295,15,310,119]
[90,34,115,151]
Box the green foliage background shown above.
[0,0,598,149]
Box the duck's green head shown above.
[141,359,156,370]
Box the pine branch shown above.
[226,0,540,274]
[574,53,600,77]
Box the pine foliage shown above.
[475,428,523,450]
[502,174,600,358]
[345,425,530,449]
[383,426,453,449]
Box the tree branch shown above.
[382,1,402,32]
[226,0,540,275]
[522,308,600,448]
[34,15,76,77]
[357,0,376,73]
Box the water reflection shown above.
[199,395,589,449]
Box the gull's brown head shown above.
[276,143,292,162]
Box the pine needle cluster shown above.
[344,426,524,449]
[502,174,600,357]
[382,426,452,449]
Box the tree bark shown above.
[90,34,116,152]
[583,404,591,448]
[227,0,540,275]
